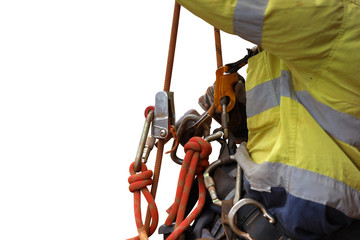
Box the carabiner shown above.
[170,111,211,165]
[228,198,276,240]
[170,113,200,164]
[203,132,235,207]
[204,131,223,142]
[203,160,223,207]
[134,107,154,172]
[220,99,229,139]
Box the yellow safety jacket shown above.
[176,0,360,239]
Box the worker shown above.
[175,0,360,239]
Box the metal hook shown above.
[228,198,276,240]
[170,113,211,165]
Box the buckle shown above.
[228,198,276,240]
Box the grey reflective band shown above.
[234,144,360,219]
[233,0,269,45]
[246,79,279,118]
[246,70,360,147]
[297,91,360,147]
[246,70,296,118]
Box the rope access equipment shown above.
[127,2,269,240]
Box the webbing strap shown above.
[237,204,291,240]
[221,200,237,240]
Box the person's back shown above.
[176,0,360,239]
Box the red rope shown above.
[164,137,212,240]
[128,162,159,240]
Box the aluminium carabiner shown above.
[134,107,154,172]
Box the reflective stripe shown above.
[297,91,360,147]
[246,78,279,118]
[235,143,360,219]
[233,0,269,45]
[246,70,296,117]
[246,70,360,147]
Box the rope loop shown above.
[128,162,158,240]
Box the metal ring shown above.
[228,198,276,240]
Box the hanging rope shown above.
[164,137,212,240]
[139,2,221,238]
[128,162,159,240]
[214,28,223,68]
[144,1,181,235]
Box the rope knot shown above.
[184,137,212,173]
[184,137,212,159]
[128,162,153,193]
[164,137,213,240]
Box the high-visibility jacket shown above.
[176,0,360,239]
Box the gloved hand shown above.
[198,74,248,142]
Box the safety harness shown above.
[127,2,360,240]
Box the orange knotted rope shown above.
[128,162,159,240]
[164,137,212,240]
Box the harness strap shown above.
[221,200,237,240]
[236,204,291,240]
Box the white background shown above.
[0,1,251,239]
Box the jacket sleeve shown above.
[176,0,344,69]
[175,0,238,35]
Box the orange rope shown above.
[164,2,181,92]
[144,2,181,234]
[214,28,223,68]
[165,126,179,154]
[142,4,222,239]
[164,137,212,240]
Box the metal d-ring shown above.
[228,198,276,240]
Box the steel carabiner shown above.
[134,106,155,172]
[170,111,211,165]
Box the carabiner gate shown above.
[134,107,154,172]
